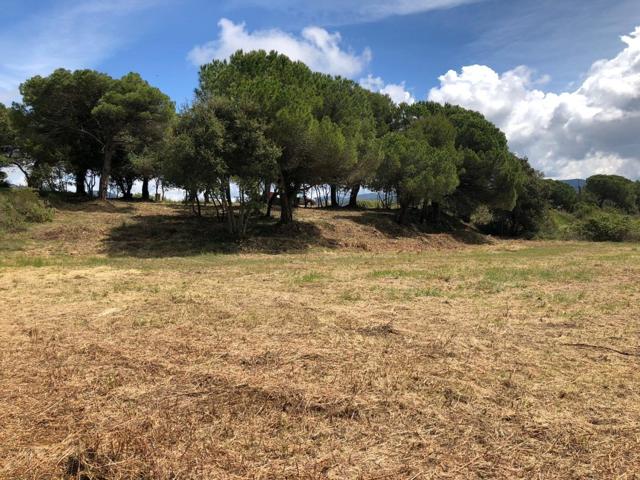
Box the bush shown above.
[0,188,53,232]
[578,212,639,242]
[469,204,493,227]
[536,209,577,240]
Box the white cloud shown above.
[0,0,162,105]
[428,26,640,179]
[360,74,416,104]
[188,18,372,77]
[229,0,482,25]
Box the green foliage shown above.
[12,69,173,197]
[163,99,226,194]
[395,101,524,219]
[545,179,578,211]
[585,174,637,213]
[0,102,14,150]
[578,212,640,242]
[197,50,383,222]
[11,69,113,190]
[481,158,547,237]
[0,188,53,232]
[373,112,460,223]
[469,204,493,227]
[163,95,278,235]
[536,209,577,240]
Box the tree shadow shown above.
[43,193,137,214]
[332,210,493,245]
[103,213,340,258]
[332,210,417,238]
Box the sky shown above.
[1,0,640,180]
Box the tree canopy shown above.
[585,174,637,213]
[9,69,173,198]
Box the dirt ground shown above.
[1,201,639,479]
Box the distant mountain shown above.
[560,179,586,191]
[357,192,382,201]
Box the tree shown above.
[405,113,461,221]
[11,69,112,193]
[199,50,340,223]
[453,112,522,215]
[545,179,578,211]
[0,103,13,151]
[11,70,173,198]
[585,174,637,212]
[376,129,459,224]
[92,73,174,200]
[212,97,279,235]
[162,95,277,234]
[0,103,14,186]
[162,101,225,214]
[129,148,163,201]
[314,76,381,208]
[483,157,547,237]
[403,102,523,219]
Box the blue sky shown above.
[2,0,640,179]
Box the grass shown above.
[0,201,639,478]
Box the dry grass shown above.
[1,201,639,479]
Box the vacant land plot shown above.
[1,202,639,479]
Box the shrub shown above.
[469,204,493,227]
[578,212,639,242]
[0,188,53,232]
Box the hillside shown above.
[5,200,490,258]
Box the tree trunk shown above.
[75,169,87,196]
[279,180,296,224]
[12,160,32,188]
[420,201,429,224]
[225,181,234,230]
[226,183,233,206]
[141,177,150,201]
[266,187,278,218]
[26,176,40,190]
[262,181,271,202]
[398,201,410,225]
[195,193,201,217]
[330,184,339,208]
[348,184,360,208]
[430,201,440,223]
[98,147,114,201]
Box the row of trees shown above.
[2,50,638,236]
[0,70,173,200]
[165,51,533,233]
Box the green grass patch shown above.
[295,271,326,284]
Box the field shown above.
[1,202,639,479]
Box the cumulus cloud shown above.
[188,19,372,77]
[360,74,416,104]
[428,26,640,179]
